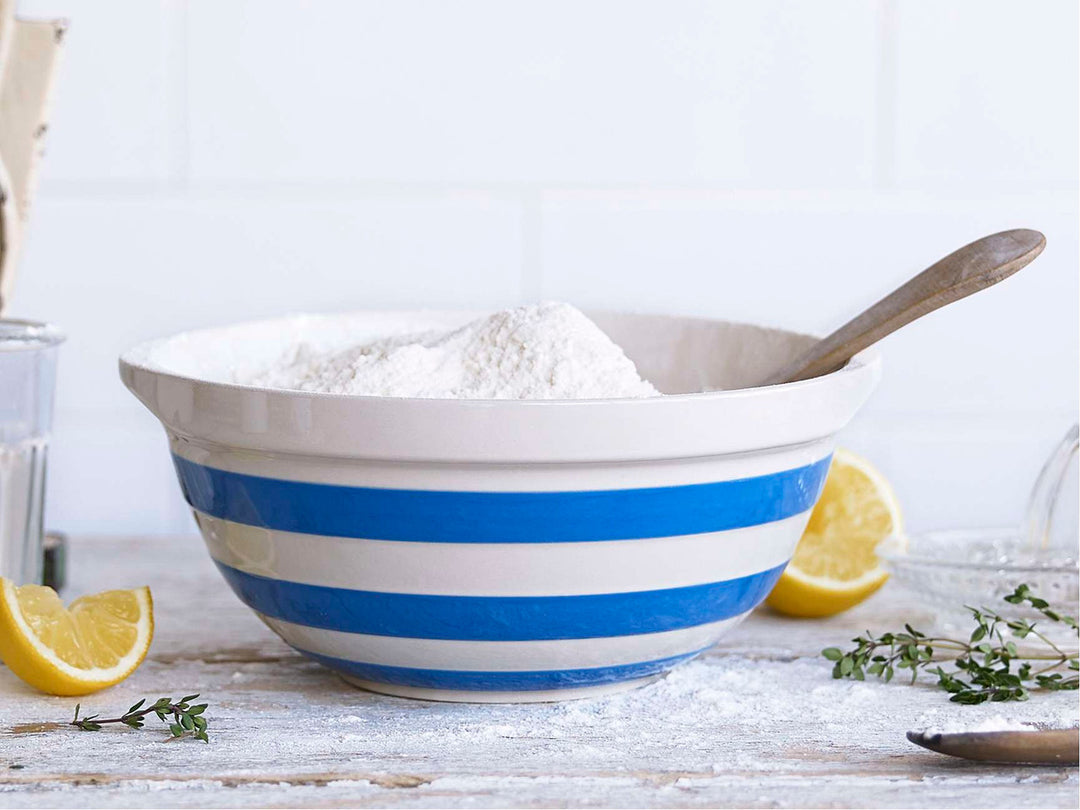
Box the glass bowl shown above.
[879,528,1079,620]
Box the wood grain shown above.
[0,535,1075,809]
[0,0,14,315]
[0,14,65,314]
[761,229,1046,386]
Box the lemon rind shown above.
[778,562,890,594]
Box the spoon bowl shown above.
[907,726,1079,765]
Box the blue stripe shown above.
[174,454,830,542]
[215,562,786,640]
[300,648,710,691]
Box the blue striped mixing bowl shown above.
[121,311,879,702]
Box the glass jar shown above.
[0,320,63,584]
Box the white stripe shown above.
[197,511,805,596]
[259,614,746,672]
[171,437,832,491]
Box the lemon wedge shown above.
[766,449,904,618]
[0,579,153,695]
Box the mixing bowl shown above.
[120,311,879,702]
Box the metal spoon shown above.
[907,726,1079,765]
[761,229,1046,386]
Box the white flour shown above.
[920,716,1048,735]
[247,302,660,399]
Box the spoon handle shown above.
[761,229,1046,386]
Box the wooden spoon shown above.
[906,726,1079,766]
[0,5,65,314]
[760,229,1046,386]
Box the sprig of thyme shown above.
[823,584,1079,704]
[71,695,209,742]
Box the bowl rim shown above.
[0,318,65,351]
[118,309,882,462]
[879,527,1080,574]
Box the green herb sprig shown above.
[822,584,1079,704]
[71,695,209,742]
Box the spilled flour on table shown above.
[920,716,1048,735]
[309,655,1079,773]
[246,302,660,399]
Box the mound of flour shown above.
[248,302,660,399]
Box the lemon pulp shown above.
[766,449,904,618]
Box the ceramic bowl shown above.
[120,311,879,702]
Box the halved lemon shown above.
[0,579,153,695]
[766,449,904,618]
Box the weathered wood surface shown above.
[1,535,1076,809]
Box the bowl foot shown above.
[338,673,662,703]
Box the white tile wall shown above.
[892,0,1080,192]
[186,1,878,186]
[6,0,1078,536]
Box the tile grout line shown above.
[30,182,1080,207]
[164,0,190,193]
[874,0,899,191]
[519,190,543,303]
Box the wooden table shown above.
[1,536,1076,808]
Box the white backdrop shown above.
[9,0,1079,536]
